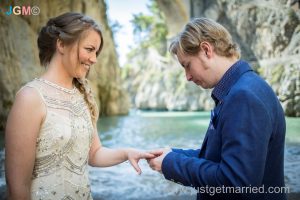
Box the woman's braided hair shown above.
[37,12,103,126]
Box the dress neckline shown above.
[35,78,77,94]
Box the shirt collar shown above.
[211,60,253,105]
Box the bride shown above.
[5,12,157,200]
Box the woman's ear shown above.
[56,39,65,55]
[200,41,213,58]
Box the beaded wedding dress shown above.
[23,78,94,200]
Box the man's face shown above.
[176,50,215,89]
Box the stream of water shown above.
[0,110,299,199]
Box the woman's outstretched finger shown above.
[148,149,164,156]
[129,159,142,175]
[141,152,156,159]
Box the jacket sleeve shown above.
[172,148,200,157]
[161,90,272,187]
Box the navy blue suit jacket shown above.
[161,60,287,200]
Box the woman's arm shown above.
[5,87,45,200]
[88,127,155,174]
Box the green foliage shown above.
[270,64,284,84]
[110,20,122,33]
[130,0,168,55]
[108,19,122,48]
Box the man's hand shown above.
[147,148,171,173]
[126,148,156,175]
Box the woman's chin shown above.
[74,73,86,79]
[73,68,90,79]
[79,70,88,79]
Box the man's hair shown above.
[169,17,240,58]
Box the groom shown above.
[147,18,287,200]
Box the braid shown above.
[73,78,99,126]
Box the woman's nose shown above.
[89,53,97,64]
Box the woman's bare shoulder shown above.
[5,85,46,139]
[16,86,43,105]
[12,86,46,119]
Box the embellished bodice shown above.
[25,78,94,200]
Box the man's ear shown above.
[56,38,65,55]
[200,41,213,58]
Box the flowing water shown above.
[0,110,299,199]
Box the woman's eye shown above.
[86,48,93,52]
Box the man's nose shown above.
[186,72,192,81]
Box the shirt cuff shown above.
[161,151,177,180]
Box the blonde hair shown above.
[38,12,103,126]
[169,18,240,58]
[73,78,99,126]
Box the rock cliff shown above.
[127,0,299,116]
[0,0,129,130]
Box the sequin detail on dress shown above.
[24,78,94,200]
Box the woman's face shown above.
[62,29,101,79]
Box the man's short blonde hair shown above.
[169,18,240,58]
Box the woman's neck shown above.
[41,60,74,89]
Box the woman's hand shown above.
[126,148,156,175]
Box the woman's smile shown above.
[81,62,90,71]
